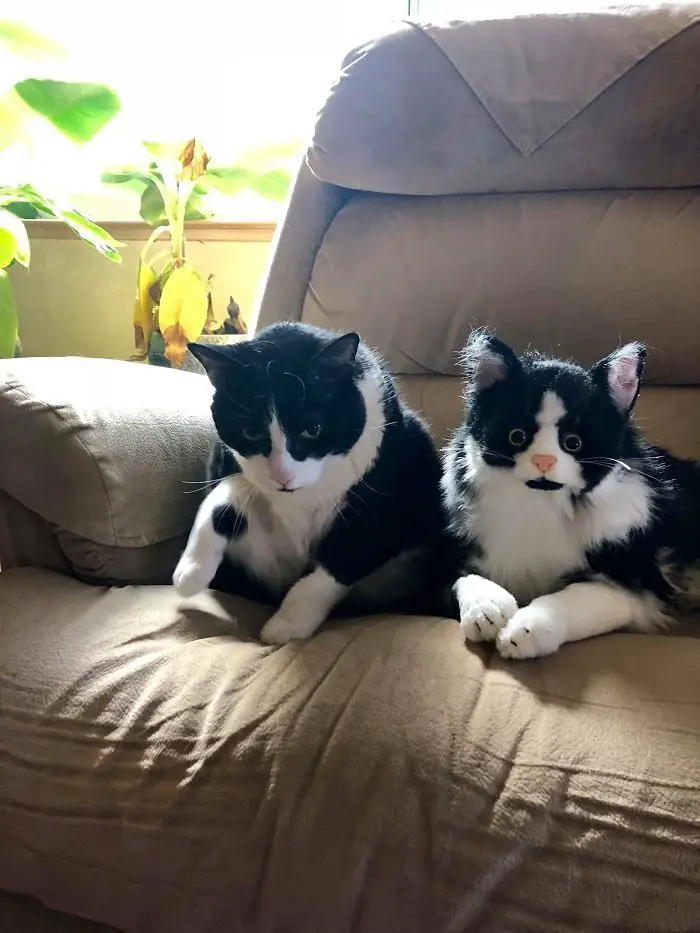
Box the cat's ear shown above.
[310,332,360,374]
[459,331,521,391]
[187,343,231,387]
[591,342,646,415]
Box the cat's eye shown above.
[563,433,583,453]
[242,426,266,442]
[508,428,527,447]
[301,424,321,440]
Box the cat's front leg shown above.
[496,580,665,660]
[454,574,519,643]
[260,568,348,645]
[173,479,246,597]
[260,496,409,646]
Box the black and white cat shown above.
[443,331,700,660]
[174,322,447,645]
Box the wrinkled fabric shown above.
[1,568,700,933]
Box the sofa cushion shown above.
[2,567,700,932]
[0,358,216,584]
[302,189,700,386]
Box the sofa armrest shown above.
[0,489,71,574]
[0,357,216,584]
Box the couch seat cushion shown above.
[1,568,700,933]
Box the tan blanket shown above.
[308,3,700,194]
[423,2,700,154]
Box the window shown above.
[4,1,410,221]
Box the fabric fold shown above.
[420,3,700,155]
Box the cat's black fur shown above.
[178,322,451,635]
[443,331,700,658]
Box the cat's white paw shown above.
[454,575,518,643]
[260,612,315,646]
[173,557,212,598]
[497,604,564,660]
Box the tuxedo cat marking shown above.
[444,331,700,660]
[174,322,446,645]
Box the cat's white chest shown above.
[226,477,338,594]
[468,469,651,605]
[470,482,585,605]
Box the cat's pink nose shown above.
[269,452,295,487]
[531,454,557,474]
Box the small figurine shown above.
[221,295,247,335]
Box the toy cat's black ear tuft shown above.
[591,342,646,415]
[459,330,521,391]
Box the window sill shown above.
[25,220,277,243]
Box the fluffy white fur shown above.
[174,374,386,645]
[449,391,667,660]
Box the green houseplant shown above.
[102,140,294,366]
[0,20,122,357]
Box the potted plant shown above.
[102,140,295,367]
[0,20,122,357]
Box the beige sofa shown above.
[3,5,700,932]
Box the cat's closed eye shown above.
[301,424,322,439]
[242,426,267,442]
[562,433,583,453]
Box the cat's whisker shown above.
[482,448,516,465]
[222,391,252,414]
[579,458,664,486]
[282,370,307,403]
[358,478,398,498]
[233,490,253,536]
[580,458,632,472]
[347,488,373,513]
[183,482,221,495]
[181,472,238,495]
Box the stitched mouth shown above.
[526,478,565,491]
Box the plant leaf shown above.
[0,270,19,358]
[0,207,29,267]
[101,167,156,194]
[139,180,210,225]
[204,165,291,201]
[0,183,52,213]
[4,200,40,220]
[0,20,63,59]
[58,208,122,262]
[141,141,181,190]
[202,166,255,195]
[139,183,167,225]
[14,78,120,142]
[247,169,291,201]
[0,184,122,262]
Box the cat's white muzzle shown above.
[238,450,326,494]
